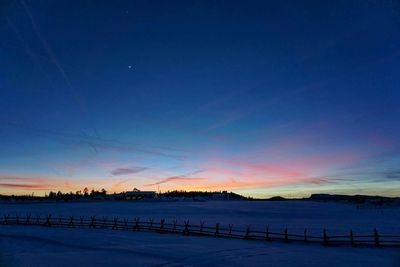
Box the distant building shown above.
[111,190,156,200]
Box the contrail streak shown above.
[19,0,103,142]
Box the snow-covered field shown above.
[1,201,399,266]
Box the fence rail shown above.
[1,214,399,248]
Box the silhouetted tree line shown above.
[0,187,107,202]
[0,189,252,202]
[46,187,107,200]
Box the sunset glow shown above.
[1,1,400,198]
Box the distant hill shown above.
[267,196,288,201]
[254,194,400,206]
[308,193,400,204]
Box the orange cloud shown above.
[0,183,51,190]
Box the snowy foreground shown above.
[0,201,399,266]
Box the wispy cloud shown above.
[111,167,147,176]
[0,175,104,193]
[203,84,319,132]
[0,176,57,191]
[384,170,400,180]
[0,183,50,189]
[144,170,206,186]
[0,176,47,183]
[302,176,337,185]
[0,121,187,160]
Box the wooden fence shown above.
[1,214,399,248]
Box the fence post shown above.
[215,223,220,237]
[134,217,140,231]
[112,217,118,230]
[228,224,233,237]
[149,218,154,230]
[173,219,177,232]
[26,214,31,225]
[200,221,205,234]
[374,228,380,247]
[79,216,84,227]
[160,218,165,232]
[266,225,269,240]
[35,215,40,225]
[304,228,307,242]
[123,218,128,229]
[102,217,107,228]
[323,229,328,246]
[90,216,96,228]
[244,225,251,239]
[69,216,74,227]
[58,216,63,226]
[350,230,355,246]
[45,215,52,227]
[183,220,190,235]
[284,228,289,243]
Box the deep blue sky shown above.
[1,0,400,197]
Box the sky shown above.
[1,0,400,198]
